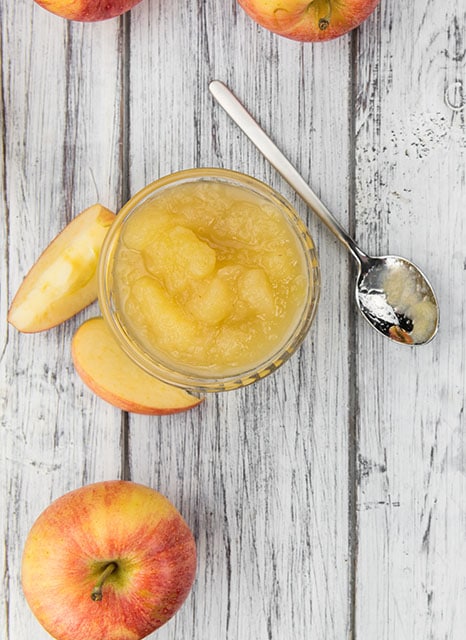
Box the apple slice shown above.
[72,317,203,415]
[8,204,115,333]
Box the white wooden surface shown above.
[1,1,464,639]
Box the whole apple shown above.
[22,481,197,640]
[238,0,381,42]
[33,0,144,21]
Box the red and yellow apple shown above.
[72,317,203,414]
[22,480,197,640]
[33,0,144,21]
[8,204,115,333]
[238,0,380,41]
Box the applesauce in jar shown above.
[99,169,320,391]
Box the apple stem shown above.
[318,0,332,30]
[91,562,118,602]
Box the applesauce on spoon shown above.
[99,169,320,391]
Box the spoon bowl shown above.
[356,255,438,344]
[209,80,439,346]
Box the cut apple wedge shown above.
[8,204,115,332]
[72,317,203,415]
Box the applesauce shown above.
[99,169,320,391]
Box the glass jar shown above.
[98,168,320,392]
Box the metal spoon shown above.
[209,80,439,345]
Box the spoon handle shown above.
[209,80,367,264]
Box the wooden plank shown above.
[354,1,466,638]
[127,2,353,638]
[1,5,123,638]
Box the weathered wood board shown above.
[1,1,465,639]
[354,2,466,638]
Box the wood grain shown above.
[354,1,466,638]
[126,2,352,638]
[1,0,464,639]
[1,4,123,638]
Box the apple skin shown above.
[72,317,203,415]
[34,0,144,21]
[238,0,380,42]
[22,481,197,640]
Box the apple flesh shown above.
[72,317,203,414]
[8,204,115,333]
[238,0,380,41]
[22,481,197,640]
[33,0,144,21]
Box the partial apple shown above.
[238,0,380,41]
[8,204,115,333]
[22,480,197,640]
[33,0,144,21]
[72,317,203,414]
